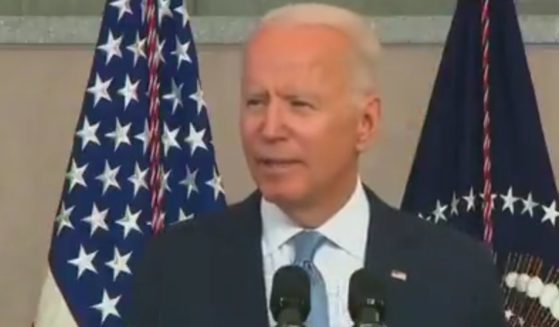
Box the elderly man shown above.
[128,3,505,327]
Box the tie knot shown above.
[291,231,327,264]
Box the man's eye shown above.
[291,100,310,108]
[246,99,263,107]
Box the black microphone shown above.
[348,268,387,327]
[270,265,310,327]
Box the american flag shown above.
[401,0,559,325]
[34,0,227,326]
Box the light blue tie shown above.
[291,231,330,327]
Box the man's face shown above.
[240,24,380,209]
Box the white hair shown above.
[250,3,382,94]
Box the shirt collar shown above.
[261,177,370,261]
[261,196,303,257]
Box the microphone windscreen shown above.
[270,265,311,322]
[348,268,386,322]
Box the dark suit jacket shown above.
[127,186,506,327]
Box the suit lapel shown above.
[210,191,270,327]
[362,186,423,325]
[363,186,418,288]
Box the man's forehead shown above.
[245,51,325,73]
[243,31,350,83]
[245,23,351,58]
[242,53,340,90]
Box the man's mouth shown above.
[257,158,300,168]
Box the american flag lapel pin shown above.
[390,269,407,282]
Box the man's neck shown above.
[280,175,360,229]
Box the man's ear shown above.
[356,93,381,152]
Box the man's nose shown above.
[261,100,286,140]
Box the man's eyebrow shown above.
[278,91,319,103]
[244,88,320,103]
[244,88,267,97]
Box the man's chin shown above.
[260,191,291,204]
[259,187,305,207]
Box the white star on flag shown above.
[82,204,110,237]
[126,32,147,67]
[450,192,460,216]
[128,163,149,197]
[541,201,559,226]
[163,79,184,114]
[116,206,143,239]
[501,186,519,214]
[174,0,190,27]
[158,0,174,25]
[156,38,167,64]
[97,30,123,65]
[171,36,192,69]
[418,213,430,221]
[206,167,225,201]
[76,118,101,150]
[189,81,207,115]
[521,192,538,217]
[185,124,207,155]
[432,200,448,223]
[105,119,132,151]
[68,245,98,279]
[117,75,140,110]
[96,161,121,194]
[178,209,194,223]
[105,247,132,281]
[55,203,75,235]
[134,120,150,154]
[66,159,88,192]
[91,290,121,324]
[109,0,133,21]
[162,123,181,156]
[463,187,477,212]
[179,166,199,199]
[162,169,172,192]
[87,74,113,107]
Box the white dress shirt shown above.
[261,178,370,327]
